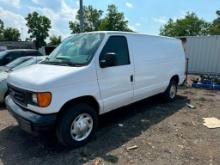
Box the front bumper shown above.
[5,95,57,133]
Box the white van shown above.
[6,31,185,147]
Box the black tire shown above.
[163,79,178,102]
[56,103,98,148]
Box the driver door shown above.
[96,35,134,113]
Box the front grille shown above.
[8,84,27,106]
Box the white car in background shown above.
[0,56,33,72]
[0,56,46,103]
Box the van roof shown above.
[77,31,179,41]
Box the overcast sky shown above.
[0,0,220,40]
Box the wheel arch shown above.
[58,96,100,116]
[170,75,179,84]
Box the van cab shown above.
[6,31,185,147]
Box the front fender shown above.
[27,80,103,115]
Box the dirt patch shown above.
[0,88,220,165]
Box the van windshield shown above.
[43,33,104,66]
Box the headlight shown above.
[32,93,38,104]
[31,92,52,107]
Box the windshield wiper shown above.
[59,61,84,67]
[4,66,12,72]
[6,68,12,72]
[55,56,70,61]
[41,60,84,67]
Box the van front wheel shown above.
[163,80,177,101]
[56,103,98,148]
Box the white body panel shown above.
[95,33,135,113]
[8,63,102,114]
[127,35,185,102]
[7,32,185,115]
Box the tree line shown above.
[0,4,131,48]
[0,20,20,41]
[160,11,220,37]
[1,4,220,48]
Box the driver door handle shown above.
[130,75,134,82]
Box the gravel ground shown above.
[0,87,220,165]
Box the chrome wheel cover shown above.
[169,84,177,99]
[70,113,93,141]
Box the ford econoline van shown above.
[6,32,185,147]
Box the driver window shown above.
[100,36,130,66]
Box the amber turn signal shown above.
[36,92,52,107]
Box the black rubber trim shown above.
[6,95,57,133]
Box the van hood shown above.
[7,64,86,91]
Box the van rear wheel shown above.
[56,103,98,148]
[163,79,177,101]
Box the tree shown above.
[0,19,4,40]
[25,11,51,48]
[100,4,132,32]
[69,4,132,33]
[160,12,210,37]
[69,5,103,33]
[0,19,20,41]
[49,35,62,45]
[3,27,20,41]
[209,10,220,35]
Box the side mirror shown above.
[100,52,116,68]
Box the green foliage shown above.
[100,4,132,32]
[0,19,4,40]
[3,27,21,41]
[49,35,62,45]
[69,4,132,33]
[25,11,51,48]
[209,11,220,35]
[0,19,20,41]
[69,22,80,34]
[69,5,103,33]
[160,12,211,37]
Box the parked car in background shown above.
[0,56,33,72]
[0,56,46,103]
[6,32,185,147]
[0,46,7,52]
[0,49,42,66]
